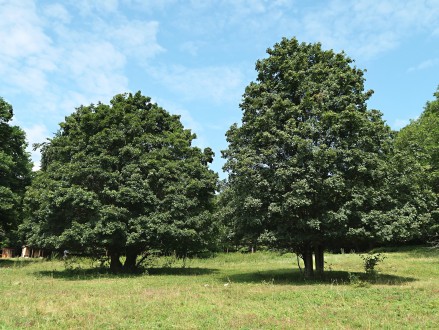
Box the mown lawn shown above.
[0,247,438,329]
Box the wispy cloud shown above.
[0,0,164,169]
[147,65,245,103]
[68,0,120,16]
[115,0,439,62]
[0,1,51,58]
[180,41,201,56]
[108,21,163,61]
[121,0,177,13]
[0,1,57,95]
[43,3,71,24]
[2,0,438,173]
[0,1,163,99]
[297,0,439,59]
[408,58,439,72]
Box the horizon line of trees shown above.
[1,37,438,275]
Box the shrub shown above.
[360,253,386,274]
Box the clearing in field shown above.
[0,246,438,329]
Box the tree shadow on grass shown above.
[35,267,218,281]
[223,268,417,286]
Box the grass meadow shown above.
[0,246,438,329]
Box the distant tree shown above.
[222,38,428,277]
[395,87,439,242]
[23,92,218,271]
[0,97,32,246]
[215,180,247,252]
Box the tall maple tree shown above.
[23,92,218,271]
[222,38,429,276]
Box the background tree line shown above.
[1,38,437,275]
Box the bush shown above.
[360,253,386,274]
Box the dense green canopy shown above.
[221,38,432,276]
[23,92,218,270]
[0,97,32,247]
[395,88,439,241]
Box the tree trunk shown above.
[315,243,324,276]
[123,250,138,271]
[303,244,314,278]
[109,252,122,272]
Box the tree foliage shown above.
[395,87,439,241]
[0,97,32,246]
[23,92,218,270]
[221,38,431,276]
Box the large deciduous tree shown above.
[0,97,32,246]
[23,92,218,271]
[395,88,439,242]
[222,38,429,277]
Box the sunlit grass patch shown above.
[0,246,438,329]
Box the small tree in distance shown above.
[222,37,419,277]
[23,92,218,271]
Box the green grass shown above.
[0,247,438,329]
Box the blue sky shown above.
[1,0,439,178]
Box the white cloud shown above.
[0,1,52,59]
[0,0,163,99]
[17,68,50,94]
[0,0,165,168]
[0,1,58,95]
[24,124,49,147]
